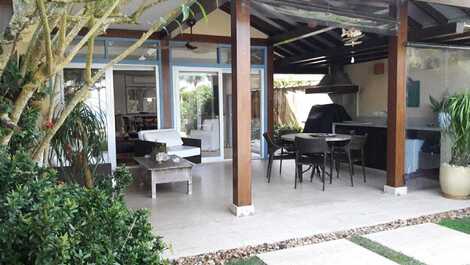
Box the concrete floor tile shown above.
[258,239,399,265]
[365,223,470,265]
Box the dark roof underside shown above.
[167,0,470,74]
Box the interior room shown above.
[113,70,158,165]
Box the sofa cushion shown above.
[139,129,183,147]
[167,145,201,158]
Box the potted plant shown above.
[439,93,470,199]
[429,95,450,128]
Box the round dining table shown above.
[281,133,352,143]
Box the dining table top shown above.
[281,133,352,142]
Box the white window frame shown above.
[172,66,265,162]
[65,63,160,170]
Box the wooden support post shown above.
[231,0,254,216]
[267,44,274,135]
[386,1,408,195]
[161,39,173,128]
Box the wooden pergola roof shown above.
[166,0,470,74]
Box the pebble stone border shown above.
[172,207,470,265]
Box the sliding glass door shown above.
[174,69,223,160]
[113,67,159,166]
[221,70,263,159]
[63,64,160,169]
[174,67,264,161]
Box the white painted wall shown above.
[183,9,268,38]
[345,59,388,118]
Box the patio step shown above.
[257,239,399,265]
[365,223,470,265]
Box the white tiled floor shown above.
[124,160,470,259]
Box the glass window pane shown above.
[251,73,262,158]
[406,47,446,125]
[251,48,265,65]
[177,71,221,158]
[221,72,263,159]
[67,39,106,60]
[63,69,109,161]
[119,72,157,114]
[171,42,218,64]
[106,40,159,62]
[218,47,265,65]
[406,46,470,173]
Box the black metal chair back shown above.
[350,134,368,151]
[294,136,328,156]
[263,132,279,154]
[294,136,329,190]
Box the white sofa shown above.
[189,119,220,152]
[137,129,201,162]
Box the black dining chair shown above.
[331,139,354,186]
[336,133,368,183]
[279,138,296,176]
[294,136,329,191]
[263,132,296,183]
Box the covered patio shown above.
[2,0,470,263]
[118,0,470,260]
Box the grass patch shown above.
[350,236,426,265]
[439,217,470,234]
[226,256,266,265]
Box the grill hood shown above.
[305,65,359,94]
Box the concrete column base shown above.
[384,185,408,196]
[230,204,255,217]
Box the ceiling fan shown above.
[185,18,198,50]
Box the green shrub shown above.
[273,124,302,140]
[0,147,167,265]
[444,93,470,167]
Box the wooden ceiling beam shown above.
[270,25,336,46]
[319,32,344,47]
[408,21,465,41]
[413,1,448,25]
[279,37,389,65]
[408,17,423,30]
[274,64,328,74]
[438,31,470,43]
[301,48,389,66]
[275,46,296,57]
[459,7,470,17]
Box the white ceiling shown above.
[110,0,187,31]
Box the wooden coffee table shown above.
[135,155,193,199]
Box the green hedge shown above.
[0,147,167,264]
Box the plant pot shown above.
[439,163,470,199]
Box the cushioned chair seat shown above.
[167,145,201,158]
[137,129,201,163]
[139,129,183,147]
